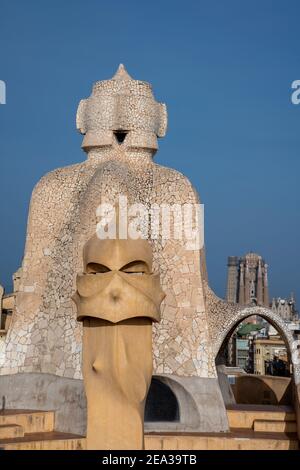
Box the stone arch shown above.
[214,305,300,383]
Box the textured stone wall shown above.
[0,145,214,379]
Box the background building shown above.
[226,252,269,307]
[226,322,290,377]
[235,338,250,371]
[254,335,289,376]
[271,294,298,322]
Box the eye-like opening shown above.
[114,130,128,144]
[120,260,149,275]
[86,263,111,274]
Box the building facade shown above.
[254,336,289,376]
[226,253,269,307]
[271,295,298,322]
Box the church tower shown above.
[225,252,270,307]
[226,256,239,303]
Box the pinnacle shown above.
[113,64,133,81]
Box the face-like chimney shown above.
[76,64,168,155]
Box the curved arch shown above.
[214,306,299,381]
[145,377,180,422]
[145,375,200,427]
[144,374,217,432]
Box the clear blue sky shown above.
[0,0,299,303]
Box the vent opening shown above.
[145,378,180,422]
[114,131,127,144]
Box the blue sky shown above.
[0,0,299,303]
